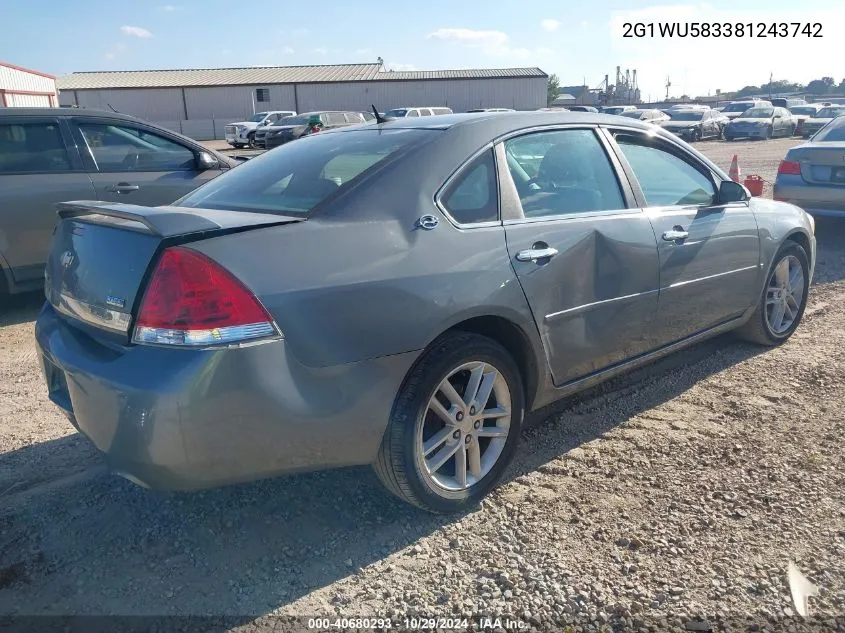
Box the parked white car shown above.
[225,111,297,148]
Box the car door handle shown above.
[662,228,689,242]
[107,183,140,194]
[515,247,558,262]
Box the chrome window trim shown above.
[433,142,502,230]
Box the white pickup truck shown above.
[224,110,297,148]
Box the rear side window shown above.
[419,109,432,117]
[432,108,452,115]
[615,134,715,207]
[0,122,71,173]
[504,129,625,218]
[344,113,364,124]
[325,112,347,125]
[405,110,420,118]
[78,123,196,172]
[439,149,499,224]
[178,128,434,216]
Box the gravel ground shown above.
[1,139,843,632]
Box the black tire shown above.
[232,143,244,149]
[692,127,701,142]
[735,241,810,346]
[373,331,524,513]
[765,126,773,140]
[247,132,256,149]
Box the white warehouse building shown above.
[1,61,59,108]
[55,63,548,140]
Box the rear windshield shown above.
[670,111,704,120]
[274,115,312,126]
[816,107,845,118]
[620,110,645,119]
[812,119,845,141]
[739,108,774,118]
[791,106,819,115]
[384,109,408,117]
[177,129,434,216]
[724,103,752,112]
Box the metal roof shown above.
[56,64,547,90]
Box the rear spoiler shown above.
[56,201,302,239]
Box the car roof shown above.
[0,106,142,122]
[334,111,655,133]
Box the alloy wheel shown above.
[416,361,512,491]
[766,255,805,335]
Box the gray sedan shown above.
[35,112,816,513]
[774,115,845,217]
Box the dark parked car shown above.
[660,108,724,141]
[724,107,795,140]
[789,104,822,137]
[800,106,845,138]
[775,115,845,216]
[256,111,368,149]
[0,107,235,294]
[35,112,815,513]
[565,106,598,113]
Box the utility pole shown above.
[665,76,671,101]
[769,71,773,99]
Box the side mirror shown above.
[718,179,748,204]
[197,151,219,170]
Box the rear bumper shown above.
[35,303,419,490]
[774,177,845,216]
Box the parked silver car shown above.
[0,107,235,294]
[35,112,815,513]
[774,115,845,216]
[724,106,795,140]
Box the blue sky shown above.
[5,0,844,99]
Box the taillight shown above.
[309,126,321,134]
[777,160,801,176]
[133,247,279,346]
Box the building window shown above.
[256,88,270,103]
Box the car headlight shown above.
[236,125,247,133]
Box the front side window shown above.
[504,129,626,218]
[439,149,498,224]
[0,122,71,173]
[78,123,196,172]
[615,134,716,207]
[177,128,434,216]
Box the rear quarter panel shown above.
[749,198,816,280]
[188,126,545,371]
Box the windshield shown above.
[725,103,753,112]
[273,115,313,126]
[816,107,845,118]
[177,129,434,215]
[669,111,704,121]
[248,112,269,122]
[791,106,819,116]
[604,107,626,115]
[739,108,774,119]
[384,109,408,117]
[621,110,645,119]
[812,119,845,141]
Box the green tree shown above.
[547,73,560,106]
[735,85,761,98]
[807,77,835,95]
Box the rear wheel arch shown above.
[438,315,542,412]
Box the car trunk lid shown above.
[789,146,845,185]
[45,201,303,341]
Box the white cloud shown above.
[104,42,127,60]
[427,27,552,60]
[120,25,153,38]
[610,4,845,99]
[159,4,182,11]
[313,47,328,55]
[541,19,561,32]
